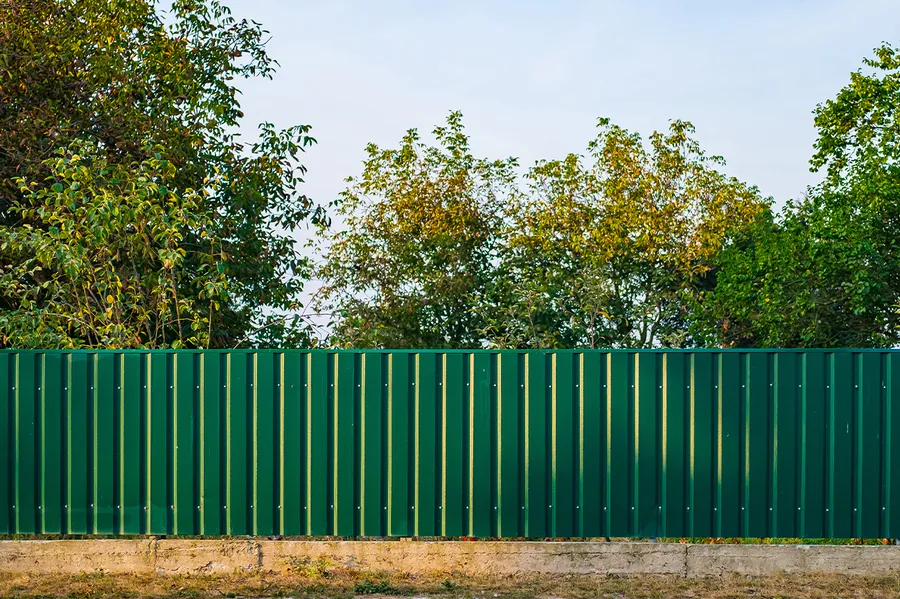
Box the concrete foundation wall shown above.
[1,540,898,578]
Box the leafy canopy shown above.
[496,119,767,348]
[316,112,518,349]
[318,114,766,349]
[0,0,325,348]
[692,42,900,347]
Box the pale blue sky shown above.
[228,0,900,219]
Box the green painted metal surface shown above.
[0,349,898,538]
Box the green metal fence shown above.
[0,349,898,538]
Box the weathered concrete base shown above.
[260,540,685,576]
[1,540,899,577]
[684,543,900,576]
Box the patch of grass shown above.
[353,578,395,594]
[3,570,900,598]
[284,555,333,578]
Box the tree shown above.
[316,112,518,348]
[0,0,325,348]
[496,119,767,348]
[0,143,228,348]
[693,42,900,347]
[807,42,900,344]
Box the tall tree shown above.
[316,112,518,348]
[807,42,900,343]
[0,0,324,348]
[693,42,900,347]
[494,120,767,348]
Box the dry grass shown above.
[2,564,900,599]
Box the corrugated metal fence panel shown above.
[1,350,899,538]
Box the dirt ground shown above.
[3,563,900,599]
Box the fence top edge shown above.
[0,348,898,355]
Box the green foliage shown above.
[320,46,900,349]
[694,199,900,347]
[316,111,518,348]
[287,556,333,579]
[0,0,325,348]
[811,43,900,185]
[319,114,766,349]
[492,120,767,348]
[353,578,395,595]
[693,42,900,347]
[4,0,897,350]
[0,143,228,348]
